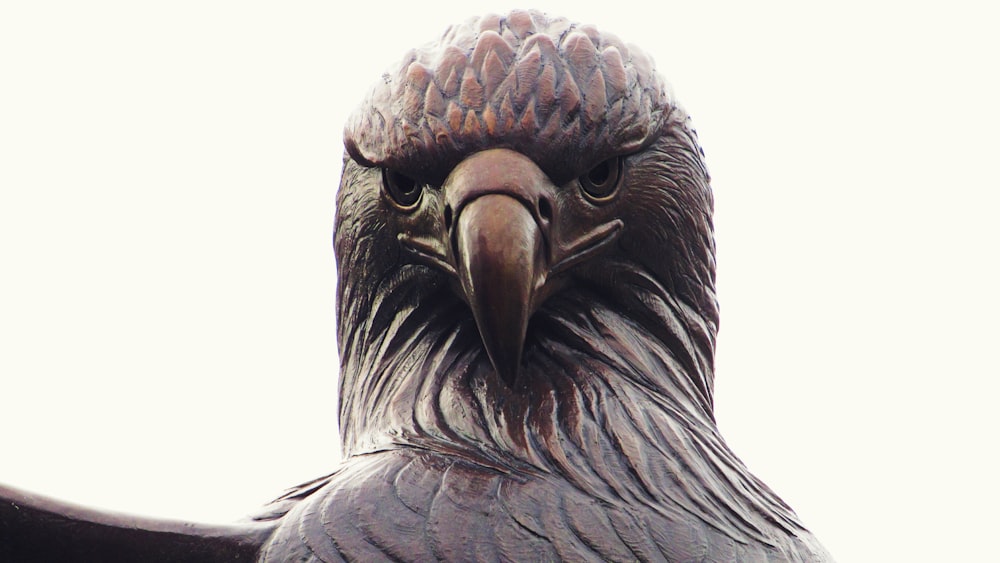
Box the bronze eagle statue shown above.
[1,10,832,562]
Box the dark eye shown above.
[382,168,422,209]
[579,156,623,202]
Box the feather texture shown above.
[256,10,833,562]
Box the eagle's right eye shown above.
[382,168,422,210]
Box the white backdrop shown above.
[2,2,998,561]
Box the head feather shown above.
[344,10,673,183]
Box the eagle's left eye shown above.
[579,156,623,202]
[382,168,422,210]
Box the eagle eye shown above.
[382,168,422,210]
[579,156,623,202]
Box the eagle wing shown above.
[0,483,275,563]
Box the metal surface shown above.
[1,10,831,562]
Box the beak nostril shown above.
[538,197,552,223]
[444,205,453,231]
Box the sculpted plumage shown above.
[1,10,831,562]
[259,10,831,562]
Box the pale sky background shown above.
[1,2,998,561]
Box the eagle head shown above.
[336,10,716,451]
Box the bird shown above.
[0,10,832,562]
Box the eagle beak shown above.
[446,149,552,386]
[454,194,542,386]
